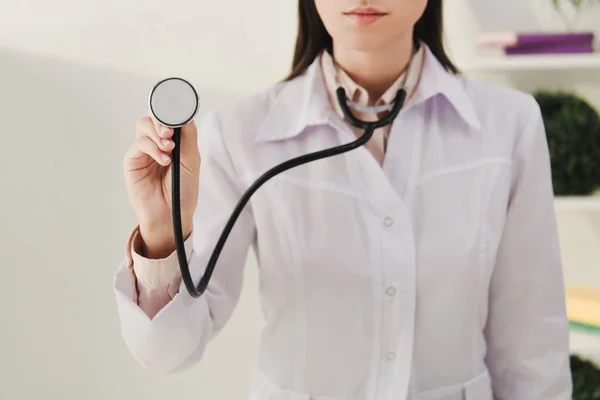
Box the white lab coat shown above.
[113,45,573,399]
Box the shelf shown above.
[461,53,600,72]
[555,196,600,212]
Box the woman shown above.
[115,1,573,398]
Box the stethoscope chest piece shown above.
[149,77,199,128]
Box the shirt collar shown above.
[320,43,425,120]
[256,43,481,143]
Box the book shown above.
[505,44,594,55]
[566,286,600,334]
[477,32,594,49]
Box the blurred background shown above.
[1,0,600,399]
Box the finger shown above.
[126,136,172,168]
[147,111,174,140]
[137,116,175,153]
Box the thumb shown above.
[178,120,199,159]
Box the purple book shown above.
[506,44,594,55]
[515,32,594,47]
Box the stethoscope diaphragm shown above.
[149,77,199,128]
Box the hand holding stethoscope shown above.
[123,79,200,261]
[126,70,407,299]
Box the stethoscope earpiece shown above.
[336,86,406,130]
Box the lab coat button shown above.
[386,287,396,296]
[383,217,394,227]
[386,352,396,361]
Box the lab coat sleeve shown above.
[484,96,572,399]
[113,109,256,374]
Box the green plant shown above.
[532,90,600,196]
[552,0,586,10]
[551,0,596,29]
[570,354,600,399]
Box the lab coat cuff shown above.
[113,258,212,373]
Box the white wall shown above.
[1,1,297,399]
[0,0,297,94]
[2,1,600,400]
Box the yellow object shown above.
[566,286,600,333]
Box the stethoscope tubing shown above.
[172,87,407,298]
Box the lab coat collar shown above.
[255,43,480,143]
[415,45,481,130]
[256,58,331,143]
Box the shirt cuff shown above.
[126,225,194,316]
[124,226,141,304]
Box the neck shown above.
[333,35,414,102]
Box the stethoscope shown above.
[148,62,409,299]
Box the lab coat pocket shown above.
[409,370,492,400]
[250,371,340,400]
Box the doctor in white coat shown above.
[115,0,573,399]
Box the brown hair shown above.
[284,0,458,81]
